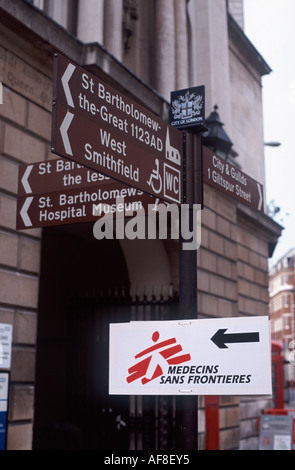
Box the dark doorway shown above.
[33,223,181,450]
[33,223,131,450]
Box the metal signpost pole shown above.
[169,86,205,451]
[176,131,203,450]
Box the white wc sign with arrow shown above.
[109,316,272,396]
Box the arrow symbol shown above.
[211,329,260,349]
[21,165,33,194]
[20,197,33,227]
[257,183,263,211]
[61,63,76,108]
[60,111,74,156]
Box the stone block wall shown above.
[198,184,276,449]
[0,32,52,448]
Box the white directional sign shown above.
[109,316,272,395]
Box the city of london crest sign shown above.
[170,85,205,130]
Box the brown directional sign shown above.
[203,147,264,212]
[17,158,176,230]
[51,54,183,205]
[16,182,158,230]
[18,158,116,197]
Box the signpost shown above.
[203,146,264,212]
[13,51,270,451]
[109,316,271,396]
[51,54,183,205]
[169,86,205,448]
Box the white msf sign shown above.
[109,316,272,396]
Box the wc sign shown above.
[164,164,181,203]
[163,129,181,203]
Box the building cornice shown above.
[269,285,295,299]
[0,0,168,119]
[227,12,272,77]
[237,203,283,257]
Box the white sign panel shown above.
[0,324,13,370]
[109,316,271,396]
[0,373,9,401]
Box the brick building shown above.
[0,0,282,450]
[269,248,295,344]
[269,248,295,387]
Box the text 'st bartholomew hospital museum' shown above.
[0,0,282,450]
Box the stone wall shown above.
[0,38,52,449]
[198,183,278,449]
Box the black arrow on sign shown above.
[211,329,260,349]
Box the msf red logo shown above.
[127,331,191,385]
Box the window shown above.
[273,318,283,332]
[282,274,292,285]
[283,295,289,308]
[283,314,292,331]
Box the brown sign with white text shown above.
[51,54,183,205]
[203,147,264,212]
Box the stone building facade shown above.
[0,0,281,450]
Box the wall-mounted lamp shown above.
[264,142,281,147]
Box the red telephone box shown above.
[272,341,284,409]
